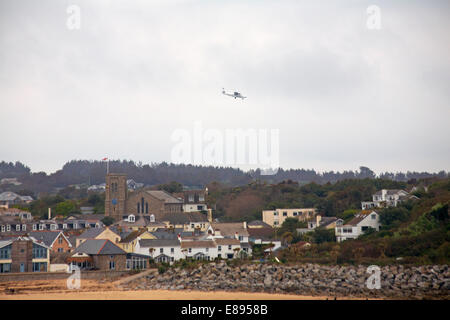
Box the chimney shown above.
[235,232,239,240]
[316,215,321,227]
[177,233,181,241]
[207,209,213,223]
[48,207,51,220]
[243,221,247,229]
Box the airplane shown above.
[222,88,246,100]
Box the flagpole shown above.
[107,159,109,174]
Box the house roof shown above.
[139,239,180,247]
[248,227,274,240]
[211,222,249,237]
[318,217,342,227]
[150,228,184,240]
[248,220,272,228]
[214,238,240,245]
[161,212,208,225]
[73,239,125,255]
[181,240,216,249]
[29,231,71,248]
[374,189,408,196]
[345,211,377,226]
[0,192,23,201]
[146,190,183,204]
[0,240,12,249]
[119,229,148,243]
[77,226,119,239]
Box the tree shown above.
[101,216,114,226]
[54,200,76,216]
[311,228,336,244]
[281,232,294,246]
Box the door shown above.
[20,263,25,272]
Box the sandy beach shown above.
[0,289,362,300]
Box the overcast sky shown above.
[0,0,449,174]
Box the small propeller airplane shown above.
[222,88,246,100]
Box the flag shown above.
[102,157,108,161]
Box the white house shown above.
[361,189,418,210]
[181,240,218,261]
[335,210,381,242]
[134,238,183,264]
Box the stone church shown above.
[105,173,183,222]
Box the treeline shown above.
[0,160,448,196]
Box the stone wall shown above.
[0,270,130,282]
[123,262,450,299]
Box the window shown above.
[109,261,115,270]
[199,195,204,201]
[188,248,192,253]
[145,202,148,214]
[6,225,10,232]
[188,195,194,202]
[32,262,47,272]
[63,224,67,229]
[160,248,163,254]
[238,236,243,241]
[170,248,174,254]
[0,263,11,273]
[137,203,140,214]
[0,246,11,259]
[39,224,44,230]
[362,226,369,232]
[293,212,298,216]
[206,247,209,253]
[128,215,135,223]
[371,214,376,220]
[50,224,57,230]
[0,226,4,232]
[191,224,194,228]
[283,212,287,217]
[58,237,63,244]
[16,225,20,231]
[171,257,174,262]
[273,212,278,216]
[273,221,279,226]
[58,248,64,253]
[228,245,232,250]
[32,244,47,258]
[218,246,221,252]
[73,223,78,229]
[22,224,26,231]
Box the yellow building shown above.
[118,230,156,253]
[262,208,317,227]
[76,226,121,247]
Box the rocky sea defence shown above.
[121,262,450,299]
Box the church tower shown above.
[105,173,127,221]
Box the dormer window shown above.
[39,224,44,230]
[128,215,135,223]
[150,214,155,223]
[22,224,26,231]
[63,224,67,229]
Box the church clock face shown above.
[112,198,117,205]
